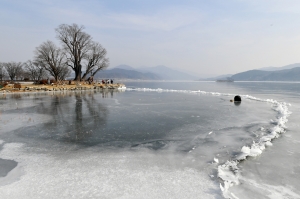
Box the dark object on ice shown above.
[234,95,241,102]
[234,95,241,106]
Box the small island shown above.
[0,24,127,93]
[216,77,234,82]
[0,81,126,94]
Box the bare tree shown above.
[81,42,109,80]
[56,24,91,81]
[35,41,70,81]
[23,60,47,81]
[0,63,8,82]
[56,23,109,81]
[3,62,23,81]
[57,64,71,81]
[21,70,31,81]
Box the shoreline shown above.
[0,82,126,95]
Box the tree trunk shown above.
[81,72,89,81]
[74,69,82,81]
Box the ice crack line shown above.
[128,87,292,199]
[218,96,291,199]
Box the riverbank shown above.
[0,82,126,94]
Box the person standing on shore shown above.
[88,76,93,84]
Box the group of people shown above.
[85,77,114,85]
[44,76,115,85]
[102,79,113,84]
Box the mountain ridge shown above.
[200,63,300,81]
[101,65,198,80]
[105,63,300,81]
[258,63,300,71]
[94,68,162,80]
[231,67,300,81]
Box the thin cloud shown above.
[106,7,201,31]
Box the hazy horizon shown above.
[1,0,300,77]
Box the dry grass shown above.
[1,81,124,93]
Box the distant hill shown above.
[137,65,198,80]
[114,64,136,70]
[95,65,199,80]
[201,63,300,81]
[94,68,162,80]
[258,63,300,71]
[73,63,300,81]
[231,67,300,81]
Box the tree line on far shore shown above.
[0,23,109,83]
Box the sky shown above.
[1,0,300,77]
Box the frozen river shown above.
[0,81,299,199]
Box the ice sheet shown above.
[0,85,292,199]
[0,142,222,199]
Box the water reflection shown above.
[3,90,122,145]
[101,89,122,98]
[39,91,109,143]
[10,94,22,99]
[234,101,241,106]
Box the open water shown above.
[0,81,299,199]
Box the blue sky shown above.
[1,0,300,77]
